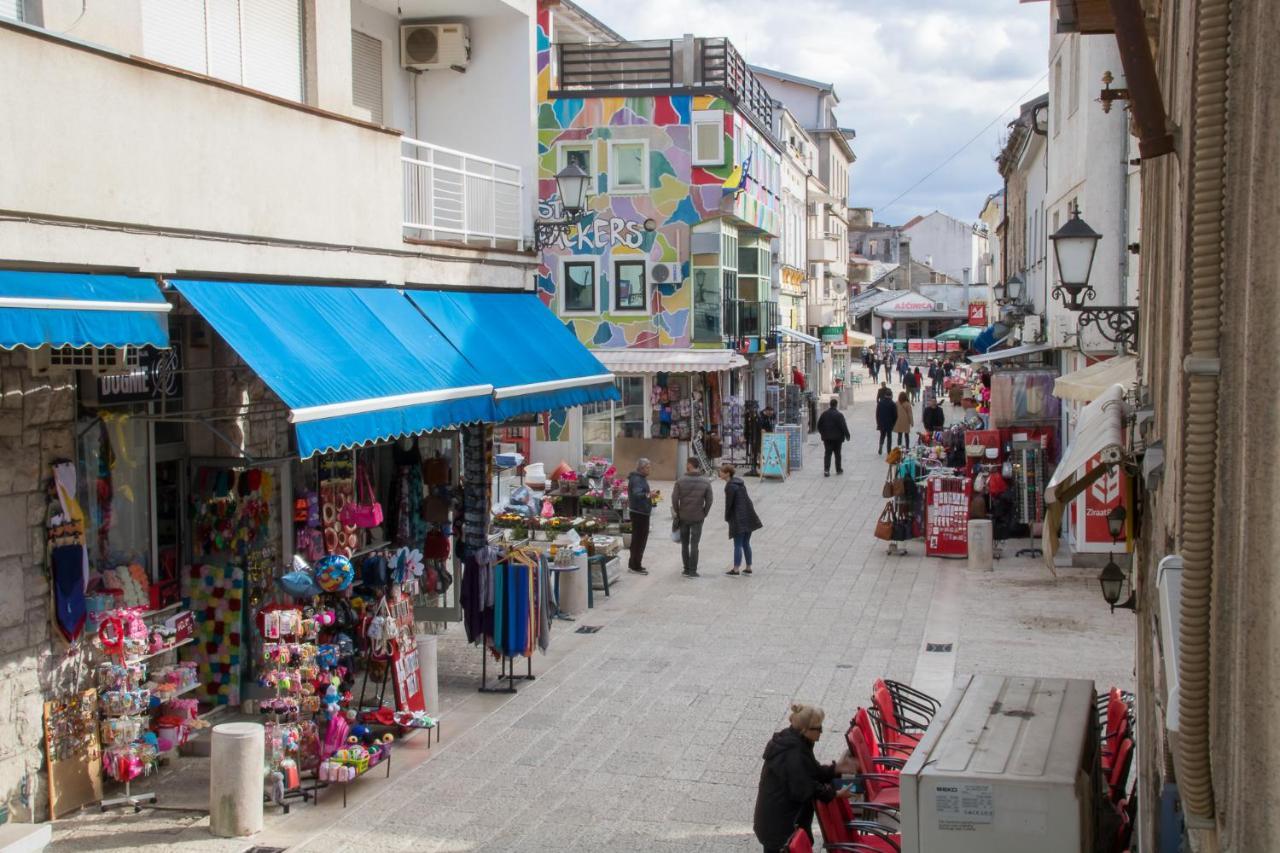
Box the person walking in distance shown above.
[894,391,915,449]
[875,387,897,455]
[922,394,946,436]
[897,354,910,386]
[868,353,879,383]
[627,458,653,575]
[720,463,763,576]
[816,398,851,477]
[903,366,920,404]
[670,459,713,578]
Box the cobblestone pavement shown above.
[49,383,1134,852]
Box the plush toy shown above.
[323,681,341,720]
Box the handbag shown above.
[340,467,384,529]
[881,469,896,499]
[892,517,912,541]
[423,494,452,524]
[873,503,895,541]
[886,447,904,466]
[891,477,906,498]
[423,457,449,486]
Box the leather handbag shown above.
[340,467,384,529]
[881,469,896,498]
[873,503,895,541]
[891,477,906,498]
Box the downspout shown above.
[1175,0,1231,826]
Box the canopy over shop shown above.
[6,269,615,815]
[872,292,969,340]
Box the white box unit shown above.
[400,23,470,71]
[900,674,1099,853]
[648,262,682,285]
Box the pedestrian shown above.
[904,367,919,403]
[894,391,914,448]
[670,458,713,578]
[928,360,943,397]
[720,463,762,576]
[792,366,806,391]
[897,355,909,385]
[753,703,856,853]
[922,395,946,435]
[816,397,851,477]
[875,388,897,455]
[627,458,653,575]
[868,354,879,383]
[912,366,924,401]
[759,405,776,433]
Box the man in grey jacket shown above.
[627,458,653,575]
[671,459,714,577]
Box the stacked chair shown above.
[1099,687,1136,852]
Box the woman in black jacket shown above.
[753,704,854,851]
[875,389,898,455]
[720,463,763,575]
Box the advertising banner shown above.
[968,302,989,326]
[926,476,971,558]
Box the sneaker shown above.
[628,567,649,575]
[682,570,698,578]
[824,471,830,477]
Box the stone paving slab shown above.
[49,377,1134,852]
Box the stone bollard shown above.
[415,633,440,716]
[558,553,589,616]
[209,722,264,837]
[968,519,994,571]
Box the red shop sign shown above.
[968,302,988,326]
[926,476,971,558]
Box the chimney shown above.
[899,239,912,291]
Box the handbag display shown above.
[423,456,449,486]
[881,468,896,499]
[339,467,384,529]
[873,503,895,541]
[891,477,906,498]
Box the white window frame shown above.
[608,139,649,194]
[561,256,599,316]
[691,109,726,167]
[557,141,597,196]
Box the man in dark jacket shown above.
[922,397,946,433]
[753,706,854,851]
[627,459,652,575]
[875,392,898,455]
[670,459,713,577]
[816,398,851,477]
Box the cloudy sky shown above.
[572,0,1050,227]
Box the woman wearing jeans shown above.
[720,463,763,575]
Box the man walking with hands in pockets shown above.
[671,459,713,578]
[817,398,852,476]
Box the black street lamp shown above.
[1049,205,1139,350]
[1098,555,1137,613]
[1107,505,1127,542]
[534,163,591,251]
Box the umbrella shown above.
[934,325,984,343]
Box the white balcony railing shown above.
[401,137,525,248]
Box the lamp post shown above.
[534,163,591,251]
[1048,204,1139,350]
[1107,505,1127,542]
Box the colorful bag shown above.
[339,467,383,529]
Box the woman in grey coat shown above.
[719,463,763,575]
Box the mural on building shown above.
[536,8,779,351]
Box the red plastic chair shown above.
[1107,737,1134,805]
[1101,691,1131,772]
[788,827,815,853]
[869,684,927,752]
[844,710,904,809]
[815,799,902,852]
[874,678,941,717]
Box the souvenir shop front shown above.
[871,345,1061,560]
[579,349,746,479]
[24,273,615,816]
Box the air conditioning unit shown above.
[933,302,946,311]
[401,23,470,71]
[29,345,136,376]
[648,262,682,285]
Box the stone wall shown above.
[0,350,77,822]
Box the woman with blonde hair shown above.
[753,703,855,851]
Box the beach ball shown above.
[314,554,355,593]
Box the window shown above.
[1069,36,1081,116]
[141,0,304,101]
[351,30,384,125]
[557,142,596,195]
[692,109,725,166]
[609,141,648,192]
[0,0,23,21]
[617,377,646,439]
[692,267,722,343]
[562,260,597,313]
[1052,58,1062,135]
[613,261,647,311]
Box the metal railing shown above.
[699,38,773,132]
[557,40,676,90]
[723,298,781,344]
[401,137,524,248]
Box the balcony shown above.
[401,138,525,248]
[723,298,780,347]
[808,237,840,262]
[553,35,773,134]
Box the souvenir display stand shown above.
[461,544,553,694]
[1011,440,1046,558]
[44,689,102,818]
[257,606,320,811]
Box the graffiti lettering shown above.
[567,217,647,251]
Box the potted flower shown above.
[619,521,633,549]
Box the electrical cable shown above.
[876,72,1049,216]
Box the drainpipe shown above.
[1174,0,1231,828]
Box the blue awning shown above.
[406,290,618,419]
[0,270,171,350]
[170,280,496,458]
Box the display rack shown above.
[1012,440,1045,558]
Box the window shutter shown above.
[241,0,303,101]
[141,0,209,76]
[351,30,384,125]
[204,0,244,84]
[0,0,22,20]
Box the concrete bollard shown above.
[415,633,440,716]
[209,722,264,838]
[968,519,994,571]
[559,554,589,616]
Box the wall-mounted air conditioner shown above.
[401,23,470,71]
[648,262,682,285]
[933,302,946,311]
[29,345,135,377]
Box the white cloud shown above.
[570,0,1049,225]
